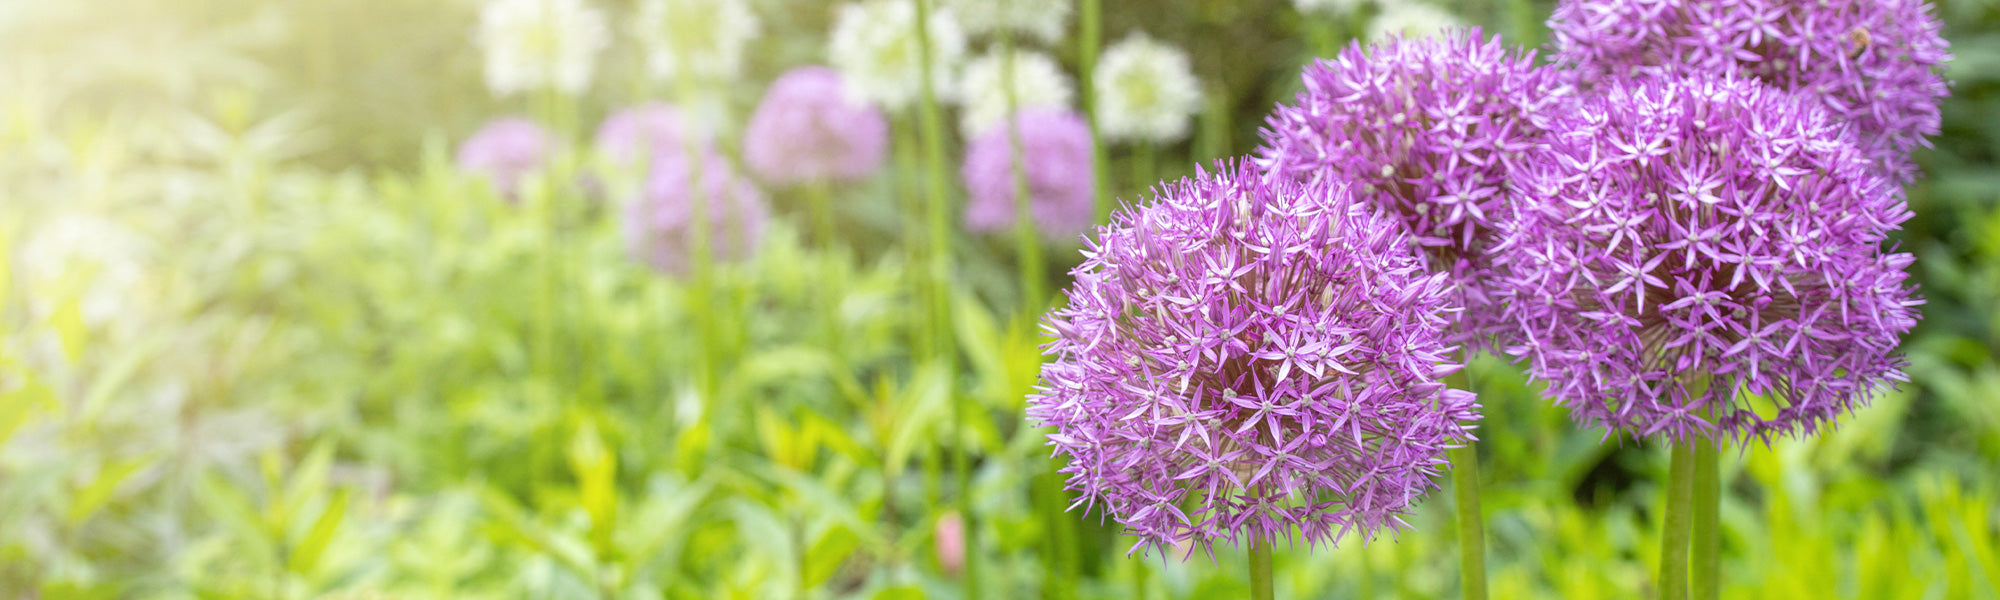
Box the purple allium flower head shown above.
[1028,160,1480,554]
[962,109,1097,242]
[1547,0,1951,182]
[742,66,890,186]
[1496,74,1920,444]
[594,102,712,167]
[622,153,770,276]
[1256,29,1570,348]
[457,117,557,200]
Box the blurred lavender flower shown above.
[1094,32,1203,144]
[961,109,1095,241]
[743,66,889,186]
[1548,0,1951,182]
[1257,29,1569,348]
[943,0,1070,44]
[593,103,712,168]
[1496,74,1920,444]
[957,48,1075,137]
[827,0,968,113]
[1029,160,1479,554]
[935,510,965,577]
[475,0,609,96]
[457,117,558,201]
[635,0,761,84]
[623,153,770,275]
[1367,2,1463,42]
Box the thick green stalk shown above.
[804,181,842,352]
[1249,540,1274,600]
[1132,143,1158,201]
[1660,439,1696,600]
[911,0,972,596]
[1694,407,1722,600]
[892,118,932,360]
[1080,0,1108,223]
[672,72,718,433]
[1450,444,1486,600]
[1001,34,1047,312]
[1445,368,1486,600]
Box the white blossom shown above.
[476,0,610,96]
[828,0,968,112]
[957,48,1073,137]
[1367,1,1463,42]
[636,0,762,84]
[942,0,1070,45]
[1093,32,1203,144]
[1292,0,1371,15]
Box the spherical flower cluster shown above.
[1367,2,1464,42]
[1547,0,1951,182]
[1094,32,1204,144]
[593,103,710,167]
[827,0,968,113]
[623,153,771,275]
[635,0,761,83]
[742,66,890,186]
[957,48,1075,137]
[943,0,1070,44]
[961,109,1096,242]
[1496,75,1919,444]
[1292,0,1369,16]
[1257,29,1569,346]
[475,0,609,96]
[1028,160,1479,553]
[457,117,558,200]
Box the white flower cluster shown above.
[828,0,968,112]
[1292,0,1370,16]
[1093,32,1203,144]
[476,0,611,96]
[943,0,1070,44]
[956,48,1074,137]
[636,0,762,84]
[1368,1,1463,42]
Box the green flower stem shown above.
[911,1,973,597]
[1001,33,1047,312]
[1197,82,1231,162]
[1661,438,1696,600]
[804,181,841,351]
[1444,367,1486,600]
[672,72,719,437]
[1249,539,1274,600]
[1081,0,1109,224]
[892,118,932,360]
[1694,407,1722,600]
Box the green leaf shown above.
[66,456,149,526]
[0,376,54,447]
[801,525,858,588]
[871,585,924,600]
[277,441,337,534]
[49,296,86,363]
[288,488,349,575]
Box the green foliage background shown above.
[1,0,1997,598]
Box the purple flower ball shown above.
[1029,160,1480,554]
[457,117,557,200]
[1256,29,1571,349]
[1496,74,1920,444]
[623,153,770,276]
[594,102,711,167]
[743,66,890,186]
[962,109,1097,242]
[1547,0,1952,182]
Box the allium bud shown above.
[1547,0,1951,182]
[1029,160,1479,554]
[1496,74,1920,444]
